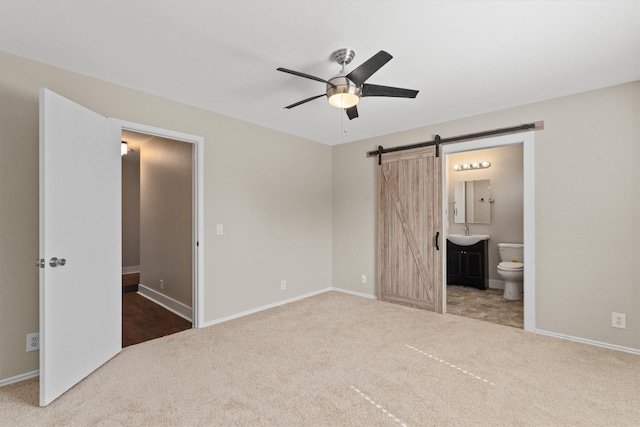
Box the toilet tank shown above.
[498,243,524,263]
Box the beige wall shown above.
[1,48,637,383]
[0,51,332,381]
[333,81,640,350]
[122,148,140,269]
[140,137,193,306]
[447,144,524,283]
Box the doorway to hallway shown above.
[120,128,198,345]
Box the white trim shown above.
[332,287,379,300]
[110,118,205,328]
[137,284,192,321]
[522,133,536,332]
[122,265,140,275]
[201,287,376,329]
[0,370,39,387]
[200,288,333,328]
[536,329,640,356]
[441,131,536,332]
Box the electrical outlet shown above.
[612,312,626,329]
[361,274,367,284]
[281,280,286,290]
[160,279,164,290]
[26,332,39,352]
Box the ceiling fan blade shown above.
[284,93,325,109]
[361,83,419,98]
[346,105,359,120]
[346,50,393,86]
[277,67,335,87]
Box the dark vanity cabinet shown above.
[447,240,489,289]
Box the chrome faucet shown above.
[464,224,470,236]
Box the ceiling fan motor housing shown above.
[326,75,361,108]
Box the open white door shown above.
[39,89,121,406]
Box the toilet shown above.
[497,243,524,300]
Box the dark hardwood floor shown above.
[122,273,191,347]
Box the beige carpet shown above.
[2,291,639,426]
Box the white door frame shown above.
[441,132,535,332]
[111,119,205,328]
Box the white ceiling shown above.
[1,1,638,145]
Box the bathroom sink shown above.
[447,234,490,246]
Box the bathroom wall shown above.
[446,145,524,285]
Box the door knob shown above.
[49,257,67,267]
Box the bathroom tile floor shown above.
[446,285,523,329]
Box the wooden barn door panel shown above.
[377,147,442,312]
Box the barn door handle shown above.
[435,232,440,251]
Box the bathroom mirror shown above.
[453,179,491,224]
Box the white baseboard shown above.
[5,295,638,388]
[137,284,192,322]
[122,265,140,274]
[0,370,39,388]
[200,287,379,329]
[535,329,640,355]
[332,287,378,300]
[200,287,333,328]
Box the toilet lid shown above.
[498,261,524,270]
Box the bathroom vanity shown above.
[446,239,489,290]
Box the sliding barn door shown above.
[377,146,442,312]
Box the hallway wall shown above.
[139,137,193,307]
[122,145,140,270]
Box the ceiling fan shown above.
[277,48,419,120]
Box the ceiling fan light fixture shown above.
[328,92,360,109]
[326,75,361,109]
